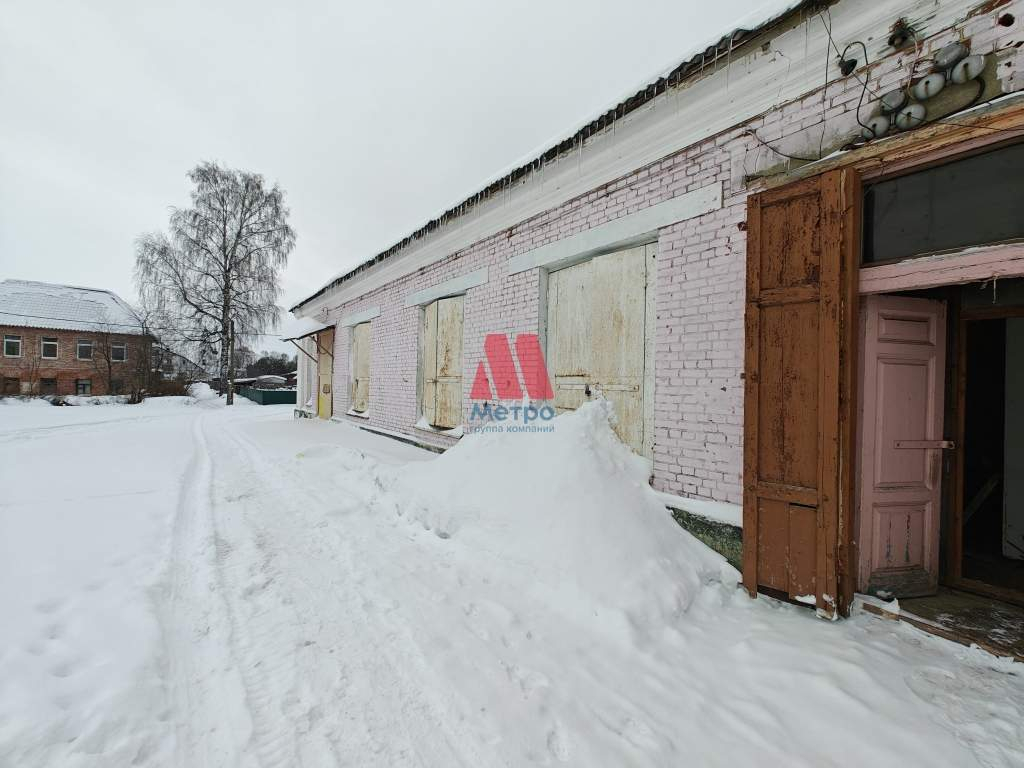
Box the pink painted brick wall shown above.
[311,5,1022,503]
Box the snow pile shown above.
[392,401,732,630]
[186,382,219,401]
[0,397,53,407]
[61,395,130,406]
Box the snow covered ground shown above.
[1,397,1023,767]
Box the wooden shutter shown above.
[548,259,592,414]
[434,296,464,428]
[350,322,371,413]
[317,327,334,420]
[421,301,438,426]
[589,246,647,453]
[420,296,464,429]
[546,245,650,454]
[743,169,855,617]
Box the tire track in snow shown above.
[0,410,181,444]
[202,415,337,768]
[157,411,251,768]
[206,416,491,767]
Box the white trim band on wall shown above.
[506,182,722,275]
[404,267,489,307]
[339,306,381,326]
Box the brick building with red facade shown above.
[0,280,150,397]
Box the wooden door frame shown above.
[754,97,1024,614]
[849,104,1024,606]
[949,305,1024,608]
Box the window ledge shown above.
[860,242,1024,295]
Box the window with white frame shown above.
[3,335,21,357]
[111,343,127,362]
[75,379,91,395]
[41,337,58,359]
[77,340,94,360]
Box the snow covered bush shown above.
[186,382,219,401]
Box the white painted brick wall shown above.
[308,3,1023,505]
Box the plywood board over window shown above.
[317,327,334,420]
[546,244,655,456]
[349,322,371,413]
[420,295,464,429]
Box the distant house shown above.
[0,280,150,397]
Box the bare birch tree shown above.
[134,162,295,404]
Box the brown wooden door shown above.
[858,295,947,597]
[743,170,855,617]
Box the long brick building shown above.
[0,280,150,397]
[289,0,1024,632]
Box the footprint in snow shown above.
[34,597,66,615]
[905,664,1024,765]
[547,722,571,763]
[50,660,77,679]
[23,641,46,657]
[504,663,550,698]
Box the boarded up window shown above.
[350,322,371,413]
[743,170,855,617]
[317,327,334,420]
[421,296,464,429]
[546,244,652,455]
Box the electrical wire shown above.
[743,128,820,162]
[810,13,1023,153]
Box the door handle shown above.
[893,440,955,449]
[584,383,592,397]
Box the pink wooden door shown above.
[858,295,947,597]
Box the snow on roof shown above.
[0,279,145,335]
[291,0,808,312]
[279,315,334,341]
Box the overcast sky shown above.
[1,0,771,352]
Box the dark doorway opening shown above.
[960,315,1024,596]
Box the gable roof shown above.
[292,0,814,312]
[0,279,145,335]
